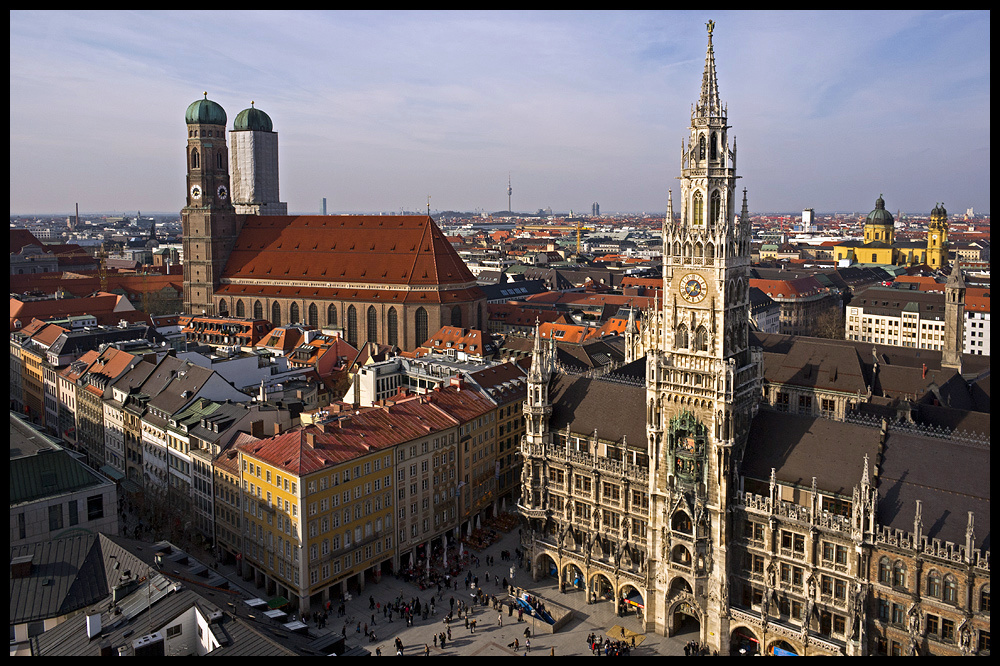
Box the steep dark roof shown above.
[876,429,990,550]
[743,410,881,498]
[548,373,646,448]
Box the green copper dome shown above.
[866,194,894,227]
[185,94,227,126]
[233,103,273,132]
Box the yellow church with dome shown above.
[834,195,949,269]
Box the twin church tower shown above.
[182,96,286,315]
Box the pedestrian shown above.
[424,644,430,657]
[498,612,503,627]
[526,637,530,652]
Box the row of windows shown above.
[222,300,469,348]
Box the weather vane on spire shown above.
[706,20,714,35]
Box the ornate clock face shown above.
[680,273,708,304]
[190,185,202,200]
[217,185,228,200]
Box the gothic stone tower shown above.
[644,21,761,653]
[182,94,241,316]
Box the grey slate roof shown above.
[10,533,154,626]
[877,428,990,551]
[548,372,647,449]
[742,410,881,498]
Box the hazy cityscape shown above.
[10,10,989,658]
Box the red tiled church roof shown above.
[221,215,478,291]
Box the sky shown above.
[9,10,991,217]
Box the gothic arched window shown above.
[892,561,907,588]
[308,303,318,328]
[878,558,891,584]
[671,511,692,533]
[415,307,428,347]
[943,575,958,604]
[327,304,338,327]
[235,299,245,318]
[710,190,722,224]
[191,148,200,169]
[451,306,462,328]
[253,300,263,320]
[367,306,378,343]
[692,191,704,226]
[710,132,718,161]
[926,571,941,598]
[695,325,709,352]
[216,151,224,169]
[218,299,228,316]
[676,324,689,349]
[347,305,358,345]
[387,307,399,347]
[271,302,281,327]
[289,302,299,324]
[698,135,706,160]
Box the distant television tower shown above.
[507,174,513,213]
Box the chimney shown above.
[305,432,316,448]
[250,420,264,438]
[10,554,33,578]
[273,422,282,436]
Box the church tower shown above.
[941,267,966,371]
[644,21,761,653]
[230,102,288,216]
[182,94,241,316]
[926,202,949,270]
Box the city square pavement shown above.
[217,521,700,656]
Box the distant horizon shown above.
[11,206,987,221]
[10,11,990,217]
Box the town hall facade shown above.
[518,22,989,657]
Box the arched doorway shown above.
[731,627,760,656]
[668,598,701,640]
[590,572,614,604]
[564,562,584,591]
[535,553,558,581]
[619,584,644,622]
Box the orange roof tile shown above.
[222,215,479,294]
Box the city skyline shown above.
[10,10,991,216]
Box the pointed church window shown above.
[347,305,358,346]
[367,306,378,343]
[710,190,721,224]
[387,308,399,347]
[693,192,704,226]
[415,307,428,347]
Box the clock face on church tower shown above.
[680,273,708,304]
